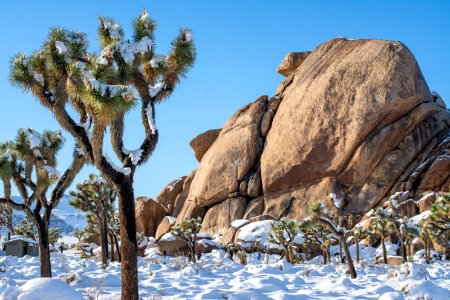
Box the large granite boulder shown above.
[135,197,167,237]
[190,129,221,162]
[155,177,186,215]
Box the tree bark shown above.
[340,235,357,279]
[381,237,388,264]
[117,179,138,300]
[355,236,360,263]
[109,233,115,262]
[36,219,52,277]
[99,213,109,267]
[339,241,343,263]
[399,238,407,262]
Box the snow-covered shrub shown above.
[369,207,396,264]
[171,217,202,263]
[171,256,190,271]
[268,218,301,264]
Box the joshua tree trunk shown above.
[117,179,138,300]
[339,241,343,263]
[355,236,360,263]
[99,213,109,267]
[424,237,430,264]
[340,235,357,279]
[109,233,115,262]
[399,238,407,262]
[381,237,388,264]
[285,245,291,263]
[322,249,327,265]
[36,218,51,277]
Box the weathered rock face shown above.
[168,38,450,234]
[155,216,177,241]
[187,96,268,207]
[135,197,167,237]
[155,177,186,215]
[201,197,246,234]
[190,129,221,162]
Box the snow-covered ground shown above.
[0,242,449,299]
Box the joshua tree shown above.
[73,228,86,244]
[420,221,433,264]
[48,227,62,247]
[427,193,450,250]
[0,204,14,234]
[309,200,357,279]
[70,174,116,266]
[9,10,196,298]
[352,224,365,263]
[369,207,396,264]
[0,129,84,277]
[171,217,202,263]
[268,218,301,264]
[300,218,334,264]
[399,217,420,259]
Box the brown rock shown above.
[81,235,101,245]
[187,96,267,207]
[201,197,247,234]
[172,170,196,218]
[262,38,448,215]
[155,216,177,241]
[157,234,189,256]
[243,196,264,219]
[190,129,221,162]
[195,239,222,253]
[221,219,250,244]
[247,168,262,198]
[417,193,437,213]
[276,51,311,77]
[260,110,275,137]
[418,155,450,190]
[135,197,167,237]
[395,199,418,218]
[376,255,404,265]
[155,177,186,215]
[249,214,276,222]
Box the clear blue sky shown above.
[1,1,449,199]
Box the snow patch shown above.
[54,41,68,54]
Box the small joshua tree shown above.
[73,229,86,244]
[171,217,202,263]
[352,224,365,263]
[310,199,357,279]
[70,174,116,266]
[9,10,196,298]
[0,129,84,277]
[398,216,420,260]
[420,221,433,264]
[369,207,396,264]
[268,218,300,264]
[300,218,334,264]
[427,193,450,250]
[48,227,62,247]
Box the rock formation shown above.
[141,38,450,241]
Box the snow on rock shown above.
[329,193,342,208]
[160,232,176,242]
[237,220,282,250]
[230,219,249,228]
[166,216,177,225]
[18,278,83,300]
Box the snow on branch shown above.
[146,103,157,133]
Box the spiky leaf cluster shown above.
[48,227,62,246]
[268,218,300,247]
[171,217,202,242]
[14,218,37,240]
[427,193,450,248]
[369,208,397,239]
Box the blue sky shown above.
[0,0,449,199]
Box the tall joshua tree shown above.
[370,207,396,264]
[9,10,196,298]
[70,174,116,266]
[0,129,84,277]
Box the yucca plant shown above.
[171,217,202,263]
[268,218,301,264]
[369,207,396,264]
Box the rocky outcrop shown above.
[155,177,186,215]
[135,197,167,237]
[155,216,177,241]
[161,38,449,236]
[276,52,311,77]
[190,129,221,162]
